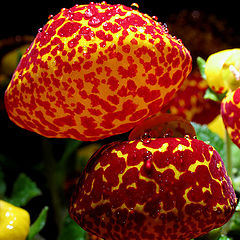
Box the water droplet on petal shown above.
[177,39,182,44]
[145,159,152,170]
[184,135,190,139]
[152,16,158,21]
[83,46,88,54]
[140,129,152,144]
[48,14,53,20]
[143,151,152,160]
[162,128,173,138]
[143,151,153,171]
[89,17,101,26]
[163,23,168,33]
[141,137,151,144]
[131,3,139,10]
[38,28,43,33]
[85,8,95,18]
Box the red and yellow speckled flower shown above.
[221,88,240,148]
[4,2,191,141]
[69,137,237,240]
[163,71,220,124]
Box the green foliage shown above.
[27,206,49,240]
[58,214,86,240]
[191,122,225,162]
[197,56,206,80]
[204,88,227,102]
[218,235,233,240]
[0,167,49,239]
[197,56,226,102]
[9,173,42,207]
[229,212,240,233]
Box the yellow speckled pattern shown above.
[4,2,191,141]
[221,88,240,148]
[69,138,237,240]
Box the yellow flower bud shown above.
[205,49,240,93]
[0,200,30,240]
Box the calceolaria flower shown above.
[4,2,191,141]
[4,2,236,240]
[69,115,237,240]
[162,71,220,124]
[221,88,240,148]
[205,49,240,148]
[205,49,240,94]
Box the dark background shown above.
[1,0,238,38]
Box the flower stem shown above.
[225,130,232,179]
[41,138,64,232]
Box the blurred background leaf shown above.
[192,122,225,161]
[9,173,42,207]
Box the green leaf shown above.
[204,88,227,102]
[27,206,49,240]
[191,123,226,163]
[197,56,206,80]
[58,214,86,240]
[228,210,240,233]
[204,88,220,101]
[10,173,42,207]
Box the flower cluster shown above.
[3,2,238,240]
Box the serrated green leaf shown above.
[197,56,206,80]
[27,206,49,240]
[58,214,86,240]
[10,173,42,207]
